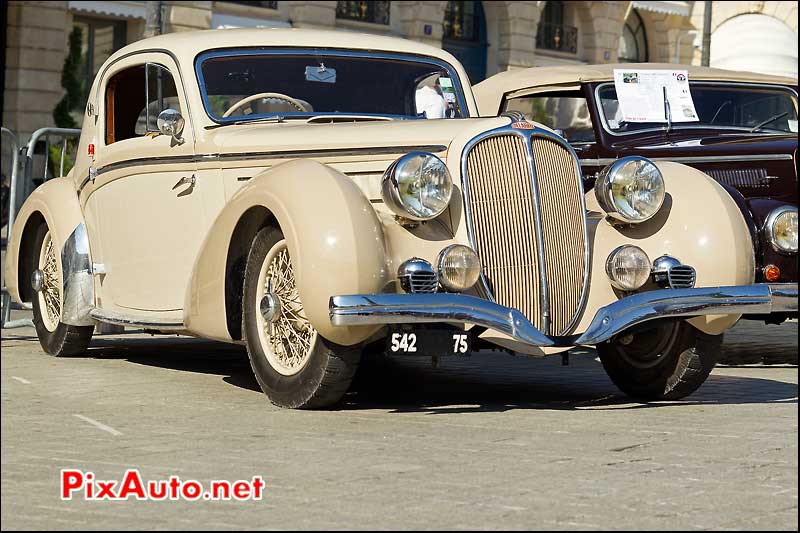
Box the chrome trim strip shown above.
[580,154,793,167]
[217,145,448,162]
[524,132,551,334]
[89,309,186,331]
[594,81,799,137]
[459,123,591,335]
[329,283,798,347]
[329,294,556,347]
[60,224,95,326]
[87,145,448,179]
[96,154,199,175]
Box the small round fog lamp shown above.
[437,245,481,292]
[606,245,652,291]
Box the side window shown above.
[504,92,596,143]
[413,72,462,119]
[105,63,181,145]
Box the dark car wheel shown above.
[597,321,722,401]
[242,226,361,409]
[31,223,94,356]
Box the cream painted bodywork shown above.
[4,29,756,353]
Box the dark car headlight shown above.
[766,206,798,253]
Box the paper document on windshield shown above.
[613,69,699,123]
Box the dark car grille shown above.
[705,168,771,189]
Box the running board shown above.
[89,309,186,331]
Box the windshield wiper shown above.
[749,111,790,133]
[205,116,290,129]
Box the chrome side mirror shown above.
[157,109,185,142]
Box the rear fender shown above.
[4,178,93,325]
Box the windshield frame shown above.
[195,47,470,124]
[593,81,799,137]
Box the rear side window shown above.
[504,92,596,143]
[105,63,181,144]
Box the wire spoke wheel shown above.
[255,240,317,376]
[37,230,62,332]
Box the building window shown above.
[216,1,278,8]
[72,17,127,120]
[443,1,480,41]
[536,1,578,54]
[336,1,390,25]
[619,9,648,62]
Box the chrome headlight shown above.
[382,152,453,221]
[595,157,665,223]
[606,245,652,291]
[766,206,798,253]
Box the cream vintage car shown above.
[5,29,797,408]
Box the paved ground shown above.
[1,312,797,530]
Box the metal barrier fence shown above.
[1,127,81,328]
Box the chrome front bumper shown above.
[329,283,798,347]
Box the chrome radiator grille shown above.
[463,131,588,334]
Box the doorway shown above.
[442,1,488,84]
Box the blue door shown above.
[442,1,488,83]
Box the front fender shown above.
[184,159,389,345]
[578,161,755,336]
[5,178,87,307]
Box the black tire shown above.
[242,226,361,409]
[597,321,722,401]
[30,223,93,356]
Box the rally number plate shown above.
[386,328,471,356]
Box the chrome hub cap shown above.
[255,239,316,376]
[37,231,62,332]
[31,269,44,292]
[259,284,282,334]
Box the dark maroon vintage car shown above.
[475,64,798,323]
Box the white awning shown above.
[68,1,146,19]
[632,1,690,17]
[711,14,798,79]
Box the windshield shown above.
[597,83,798,134]
[197,50,467,122]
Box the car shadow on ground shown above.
[20,333,789,413]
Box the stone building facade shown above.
[1,1,798,141]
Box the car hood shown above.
[203,116,514,167]
[607,131,797,203]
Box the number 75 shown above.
[452,334,469,353]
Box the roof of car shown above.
[109,27,464,68]
[473,63,798,114]
[477,63,798,90]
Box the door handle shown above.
[172,174,196,190]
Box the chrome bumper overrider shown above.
[329,283,798,347]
